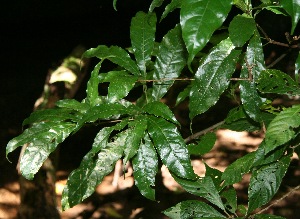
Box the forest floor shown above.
[1,129,300,219]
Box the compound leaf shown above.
[152,25,187,100]
[131,12,156,76]
[248,156,291,213]
[281,0,300,34]
[163,200,226,219]
[132,134,158,200]
[189,38,240,119]
[180,0,232,64]
[147,115,196,179]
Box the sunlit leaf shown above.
[83,45,140,76]
[104,71,138,102]
[189,38,240,119]
[263,104,300,154]
[180,0,232,65]
[6,122,76,179]
[163,200,226,219]
[229,14,256,47]
[281,0,300,34]
[152,25,187,100]
[132,134,158,200]
[248,156,291,213]
[131,12,156,76]
[147,115,196,179]
[172,175,225,210]
[256,69,300,95]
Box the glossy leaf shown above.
[161,0,182,21]
[131,12,156,75]
[143,101,179,125]
[62,132,126,210]
[205,163,224,191]
[256,69,300,95]
[252,143,286,167]
[152,25,187,100]
[149,0,165,12]
[104,71,138,102]
[248,156,291,213]
[8,122,76,179]
[222,151,256,186]
[163,200,226,219]
[172,175,225,210]
[123,117,147,164]
[229,14,256,47]
[86,61,102,106]
[221,187,237,214]
[233,0,250,12]
[180,0,232,64]
[240,31,266,122]
[132,134,158,200]
[281,0,300,34]
[189,38,240,119]
[147,115,196,179]
[187,132,216,155]
[175,84,190,106]
[56,99,90,113]
[295,51,300,82]
[263,104,300,154]
[83,45,140,76]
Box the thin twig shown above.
[184,120,225,143]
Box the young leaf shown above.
[62,132,126,210]
[143,101,179,125]
[172,175,225,211]
[132,134,158,201]
[281,0,300,34]
[248,156,291,213]
[240,30,266,122]
[86,61,102,106]
[9,122,76,179]
[160,0,182,21]
[147,115,196,179]
[180,0,232,64]
[104,71,138,102]
[256,69,300,95]
[189,38,240,119]
[83,45,140,76]
[263,104,300,154]
[56,99,90,113]
[229,14,256,47]
[163,200,226,219]
[152,25,187,100]
[187,132,216,155]
[123,117,147,164]
[221,187,237,214]
[222,151,256,186]
[130,12,156,76]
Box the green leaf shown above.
[62,132,126,210]
[75,103,128,131]
[281,0,300,34]
[56,99,90,113]
[253,143,286,167]
[175,84,190,106]
[7,122,76,179]
[147,115,196,179]
[172,175,225,211]
[131,12,156,76]
[123,117,147,164]
[229,14,256,47]
[22,108,78,126]
[255,214,286,219]
[222,151,256,186]
[152,25,187,100]
[188,132,216,155]
[240,31,266,122]
[161,0,182,21]
[86,61,102,106]
[113,0,117,11]
[189,38,240,119]
[163,200,226,219]
[233,0,250,12]
[205,163,224,191]
[143,101,179,125]
[83,45,140,76]
[220,187,237,214]
[132,134,158,200]
[149,0,165,12]
[180,0,232,65]
[248,156,291,213]
[104,71,138,102]
[256,69,300,95]
[263,104,300,154]
[295,51,300,82]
